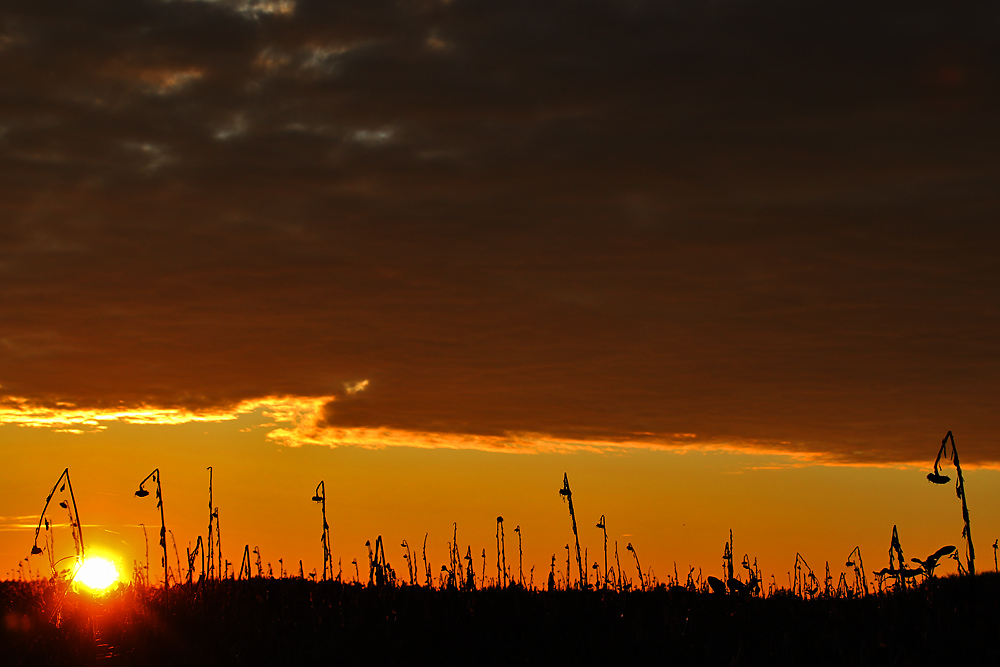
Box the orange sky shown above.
[3,412,998,587]
[1,0,999,588]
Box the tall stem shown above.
[516,526,523,586]
[136,468,168,588]
[31,468,85,564]
[207,467,214,579]
[947,433,976,575]
[64,470,85,561]
[934,432,975,575]
[598,515,608,590]
[314,481,332,580]
[158,474,167,587]
[215,507,223,579]
[496,518,502,588]
[560,473,585,589]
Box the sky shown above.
[1,0,999,585]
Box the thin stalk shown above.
[565,544,571,590]
[795,552,818,597]
[845,546,867,596]
[597,515,608,589]
[423,533,431,586]
[207,467,214,579]
[312,481,332,580]
[627,543,644,591]
[725,530,734,582]
[559,473,585,589]
[186,536,202,584]
[495,517,502,588]
[372,536,385,586]
[929,431,976,574]
[169,530,182,584]
[214,506,222,579]
[614,541,623,592]
[514,525,523,586]
[141,524,150,586]
[500,518,507,588]
[464,546,475,591]
[401,540,415,585]
[31,468,85,565]
[135,469,167,588]
[889,525,907,591]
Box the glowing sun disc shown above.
[76,557,119,592]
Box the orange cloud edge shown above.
[0,394,990,470]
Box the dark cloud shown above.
[1,0,999,462]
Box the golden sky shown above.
[2,411,998,586]
[1,0,999,584]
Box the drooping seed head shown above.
[927,472,951,485]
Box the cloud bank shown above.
[1,1,999,463]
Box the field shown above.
[2,572,999,666]
[6,453,995,665]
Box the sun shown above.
[75,556,120,593]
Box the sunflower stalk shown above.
[559,473,585,589]
[207,467,214,579]
[30,468,85,569]
[927,431,975,575]
[312,481,333,580]
[596,515,608,589]
[135,469,168,588]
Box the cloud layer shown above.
[1,1,999,463]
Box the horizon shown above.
[3,417,997,588]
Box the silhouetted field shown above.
[3,573,999,666]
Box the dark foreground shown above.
[3,574,999,666]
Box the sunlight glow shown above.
[75,557,119,592]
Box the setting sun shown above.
[75,557,119,593]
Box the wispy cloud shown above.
[0,394,334,432]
